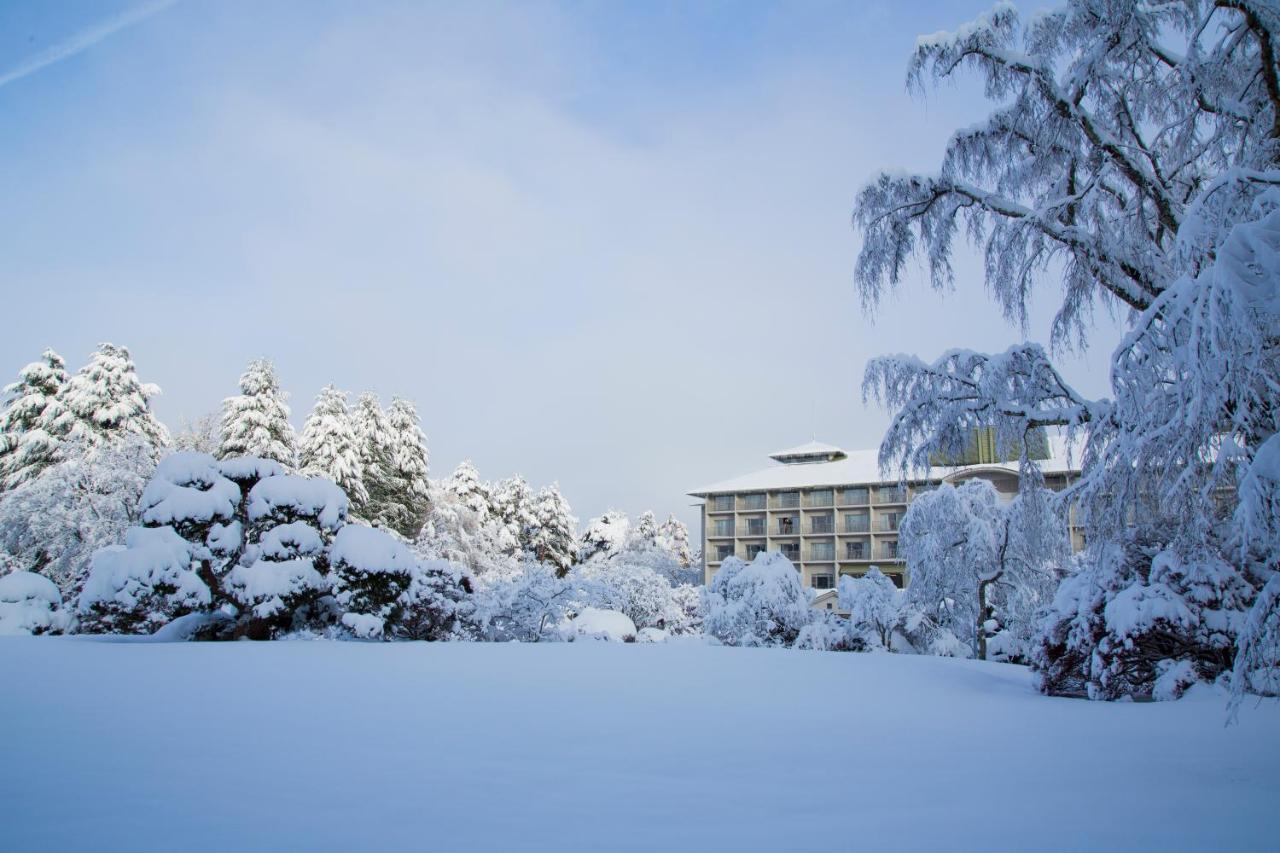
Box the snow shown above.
[138,452,240,526]
[329,524,415,574]
[566,607,637,641]
[224,557,326,618]
[0,640,1275,851]
[0,571,68,635]
[78,526,209,613]
[0,570,60,605]
[246,474,348,530]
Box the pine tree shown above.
[383,397,430,538]
[658,514,693,568]
[630,511,659,550]
[445,460,490,518]
[298,385,367,507]
[491,475,537,556]
[350,391,396,525]
[218,358,296,467]
[0,349,69,490]
[58,343,168,452]
[529,484,577,577]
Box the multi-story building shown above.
[688,439,1083,603]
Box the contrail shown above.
[0,0,178,90]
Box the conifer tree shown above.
[59,343,168,452]
[491,475,537,555]
[351,391,396,525]
[529,484,577,577]
[630,511,659,550]
[0,349,69,490]
[658,514,693,568]
[298,385,367,507]
[445,460,490,518]
[218,358,297,467]
[383,397,431,538]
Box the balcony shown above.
[739,494,767,511]
[780,545,801,561]
[803,490,835,508]
[709,496,734,513]
[710,522,734,538]
[742,519,766,537]
[878,516,900,533]
[844,543,868,560]
[839,488,869,506]
[807,545,836,562]
[878,542,900,560]
[873,487,908,505]
[809,518,834,535]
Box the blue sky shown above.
[0,0,1124,533]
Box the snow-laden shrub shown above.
[138,452,241,542]
[573,560,674,630]
[329,525,416,639]
[840,568,902,650]
[473,559,571,642]
[394,557,476,641]
[1032,533,1254,700]
[663,583,703,636]
[79,527,211,634]
[703,553,813,647]
[0,571,72,635]
[565,607,636,642]
[224,557,328,626]
[795,612,863,651]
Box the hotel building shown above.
[688,438,1083,601]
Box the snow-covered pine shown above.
[58,343,169,453]
[0,570,73,636]
[702,552,814,647]
[577,510,630,564]
[381,397,430,538]
[491,475,538,556]
[529,483,577,577]
[298,385,367,508]
[630,511,659,550]
[217,358,296,468]
[350,392,397,526]
[853,0,1280,698]
[414,463,511,577]
[657,514,693,569]
[0,348,69,490]
[839,568,903,650]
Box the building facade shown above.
[689,440,1083,594]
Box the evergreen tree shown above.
[657,514,693,568]
[298,385,367,507]
[218,358,296,467]
[383,396,431,538]
[491,475,537,555]
[59,343,168,452]
[629,511,659,550]
[529,484,577,577]
[445,460,490,518]
[350,391,396,524]
[0,349,69,490]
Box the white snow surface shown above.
[0,640,1274,852]
[246,474,347,529]
[566,607,637,641]
[329,524,415,574]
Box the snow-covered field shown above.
[1,638,1276,852]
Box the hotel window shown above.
[809,513,834,534]
[745,518,766,536]
[776,515,797,535]
[807,489,834,507]
[845,541,866,559]
[841,487,869,505]
[877,485,907,504]
[811,574,834,590]
[711,495,733,512]
[773,491,800,509]
[781,543,801,561]
[740,493,766,510]
[746,543,767,559]
[716,544,734,561]
[879,540,899,559]
[843,512,869,533]
[809,542,835,561]
[879,512,901,532]
[713,519,733,537]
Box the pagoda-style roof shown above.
[768,441,848,465]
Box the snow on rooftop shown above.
[690,436,1081,496]
[768,440,848,463]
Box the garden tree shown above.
[350,392,397,525]
[491,475,538,555]
[415,462,509,576]
[171,413,221,455]
[630,511,659,550]
[657,514,693,569]
[702,552,814,647]
[0,349,69,490]
[577,510,630,563]
[218,358,296,468]
[0,571,73,635]
[839,567,903,650]
[473,558,573,641]
[574,559,674,631]
[299,385,367,508]
[59,343,169,453]
[853,0,1280,697]
[529,484,577,576]
[382,397,431,538]
[0,437,155,598]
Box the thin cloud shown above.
[0,0,177,90]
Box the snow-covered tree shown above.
[350,392,396,525]
[473,558,572,642]
[58,343,168,453]
[578,511,630,563]
[702,552,814,647]
[218,359,296,467]
[381,397,430,538]
[840,567,903,650]
[491,475,537,555]
[853,0,1280,697]
[574,560,673,630]
[298,385,367,507]
[395,557,476,641]
[171,412,222,455]
[415,462,509,577]
[529,484,577,576]
[0,349,69,491]
[0,437,155,598]
[0,571,73,636]
[657,514,693,569]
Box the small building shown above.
[688,437,1083,595]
